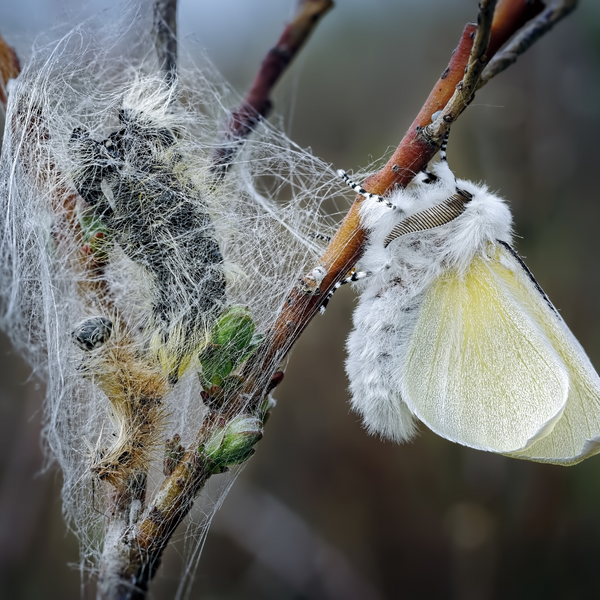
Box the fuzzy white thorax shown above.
[346,161,513,442]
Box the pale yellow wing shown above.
[402,242,569,453]
[493,244,600,465]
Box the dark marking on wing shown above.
[497,240,558,316]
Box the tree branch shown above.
[0,32,20,112]
[211,0,334,174]
[479,0,578,88]
[152,0,178,88]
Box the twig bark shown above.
[210,0,334,174]
[0,32,20,113]
[97,418,218,599]
[152,0,178,88]
[480,0,578,88]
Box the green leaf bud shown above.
[199,344,233,389]
[211,306,255,354]
[204,415,263,467]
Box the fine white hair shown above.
[0,4,347,584]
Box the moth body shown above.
[342,160,600,465]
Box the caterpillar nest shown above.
[69,99,226,384]
[0,6,344,574]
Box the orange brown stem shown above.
[0,32,20,109]
[239,0,550,397]
[211,0,334,172]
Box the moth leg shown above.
[432,130,461,190]
[320,269,371,314]
[337,169,396,210]
[309,232,331,243]
[439,129,449,163]
[418,168,438,184]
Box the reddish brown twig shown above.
[211,0,334,174]
[0,32,20,110]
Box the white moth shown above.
[336,151,600,466]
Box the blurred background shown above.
[2,0,600,598]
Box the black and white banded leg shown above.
[320,270,371,314]
[419,130,450,183]
[437,130,473,199]
[419,168,438,184]
[309,232,332,243]
[439,129,449,163]
[337,170,396,210]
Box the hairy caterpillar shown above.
[70,100,226,382]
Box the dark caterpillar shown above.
[70,108,226,382]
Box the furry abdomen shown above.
[346,277,423,442]
[346,242,441,443]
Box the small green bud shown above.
[204,415,263,467]
[199,307,262,391]
[211,306,255,354]
[199,344,233,389]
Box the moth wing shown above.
[494,245,600,465]
[402,242,570,453]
